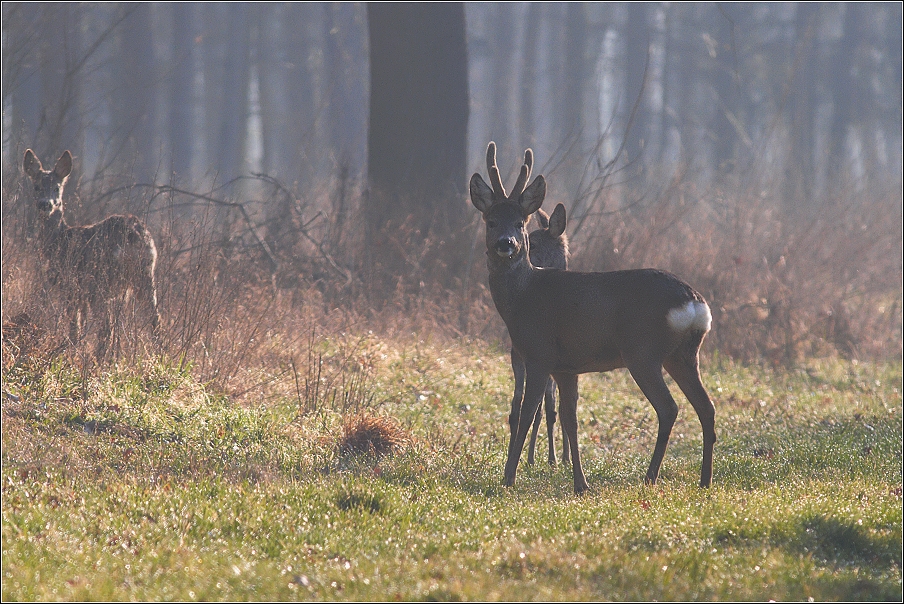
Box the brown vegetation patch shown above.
[1,312,63,373]
[338,413,409,459]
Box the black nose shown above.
[36,200,53,212]
[494,237,517,258]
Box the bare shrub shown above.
[4,148,899,407]
[569,171,902,365]
[1,312,59,376]
[292,328,378,417]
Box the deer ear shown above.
[470,173,494,214]
[519,175,546,216]
[23,149,42,179]
[534,208,549,229]
[548,203,567,238]
[54,151,73,180]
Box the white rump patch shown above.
[667,301,712,333]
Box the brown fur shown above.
[515,205,571,467]
[471,142,715,495]
[23,149,160,360]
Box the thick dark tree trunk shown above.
[366,3,469,295]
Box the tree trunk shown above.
[324,3,367,177]
[114,3,155,186]
[709,3,742,180]
[366,3,469,294]
[623,3,649,180]
[2,3,43,153]
[785,3,818,210]
[217,3,251,182]
[828,4,862,185]
[519,3,541,153]
[285,3,319,190]
[168,3,195,184]
[39,3,82,162]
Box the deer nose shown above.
[36,200,53,212]
[494,237,518,258]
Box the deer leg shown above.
[664,350,716,488]
[64,291,86,345]
[508,347,525,460]
[136,269,160,336]
[560,395,571,466]
[543,377,558,466]
[95,308,112,362]
[627,360,678,485]
[68,304,83,345]
[503,363,548,487]
[527,397,543,466]
[552,372,588,494]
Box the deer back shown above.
[506,267,709,373]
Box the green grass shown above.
[2,338,901,601]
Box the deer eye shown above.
[487,220,497,229]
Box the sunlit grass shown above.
[2,338,901,601]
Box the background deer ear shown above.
[548,203,567,238]
[23,149,42,179]
[534,208,550,229]
[469,173,494,214]
[54,151,73,180]
[519,175,546,216]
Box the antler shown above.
[486,142,507,199]
[509,148,533,198]
[485,142,535,201]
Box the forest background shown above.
[1,4,901,600]
[2,3,901,376]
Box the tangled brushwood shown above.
[1,145,900,413]
[1,313,62,375]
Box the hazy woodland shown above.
[1,3,901,601]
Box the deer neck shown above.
[37,209,69,253]
[486,247,534,324]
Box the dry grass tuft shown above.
[1,312,63,374]
[338,413,410,459]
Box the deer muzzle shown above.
[494,237,518,259]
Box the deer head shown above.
[469,142,547,261]
[23,149,72,216]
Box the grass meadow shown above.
[2,159,901,600]
[2,330,901,601]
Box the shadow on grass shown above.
[795,513,901,568]
[717,411,902,489]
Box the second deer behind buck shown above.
[23,149,160,360]
[470,142,716,495]
[513,185,570,467]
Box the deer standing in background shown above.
[511,162,571,467]
[23,149,160,360]
[470,142,715,494]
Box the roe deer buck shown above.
[470,142,715,495]
[510,155,570,467]
[23,149,160,360]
